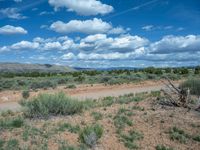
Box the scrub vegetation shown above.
[0,66,199,91]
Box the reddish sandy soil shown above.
[0,80,180,112]
[1,94,200,150]
[0,80,181,103]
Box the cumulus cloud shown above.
[43,42,62,50]
[79,34,149,52]
[50,18,125,34]
[77,52,135,60]
[48,0,113,16]
[150,35,200,54]
[11,41,39,50]
[0,46,9,52]
[108,27,127,35]
[61,53,76,60]
[0,25,27,35]
[1,36,76,52]
[1,34,200,67]
[0,8,26,19]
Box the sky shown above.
[0,0,200,68]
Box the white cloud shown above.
[61,53,76,60]
[79,34,149,52]
[77,52,134,60]
[150,35,200,54]
[0,25,27,35]
[142,25,154,31]
[11,41,39,50]
[81,34,107,43]
[48,0,113,16]
[40,25,48,29]
[1,34,200,68]
[0,8,26,19]
[108,27,126,35]
[4,36,76,51]
[39,11,54,16]
[142,25,174,31]
[44,42,62,50]
[110,35,149,50]
[50,18,112,34]
[50,18,127,35]
[0,46,9,52]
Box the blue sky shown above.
[0,0,200,68]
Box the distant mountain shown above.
[0,63,75,73]
[74,67,139,71]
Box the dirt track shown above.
[0,80,180,112]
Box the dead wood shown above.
[160,77,190,108]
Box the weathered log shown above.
[160,78,190,108]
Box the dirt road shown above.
[0,81,180,112]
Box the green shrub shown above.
[57,123,80,133]
[21,92,84,118]
[0,139,5,149]
[101,96,115,107]
[0,110,14,117]
[58,142,87,150]
[180,78,200,96]
[66,84,76,89]
[30,80,57,90]
[193,135,200,142]
[119,130,143,149]
[79,124,103,147]
[5,139,19,150]
[22,90,30,99]
[91,112,103,121]
[0,116,24,130]
[150,91,161,97]
[156,145,174,150]
[114,114,133,130]
[169,127,189,143]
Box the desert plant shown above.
[101,96,115,107]
[91,112,103,121]
[169,127,189,143]
[22,90,30,99]
[156,145,174,150]
[114,114,133,130]
[30,80,57,90]
[5,139,19,150]
[79,124,103,147]
[180,78,200,96]
[0,116,24,130]
[57,123,80,133]
[66,84,76,89]
[21,92,84,118]
[0,139,5,149]
[193,135,200,142]
[116,95,143,104]
[119,130,143,149]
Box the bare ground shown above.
[1,94,200,150]
[0,80,179,112]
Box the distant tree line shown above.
[0,66,199,78]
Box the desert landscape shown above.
[0,65,200,150]
[1,0,200,149]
